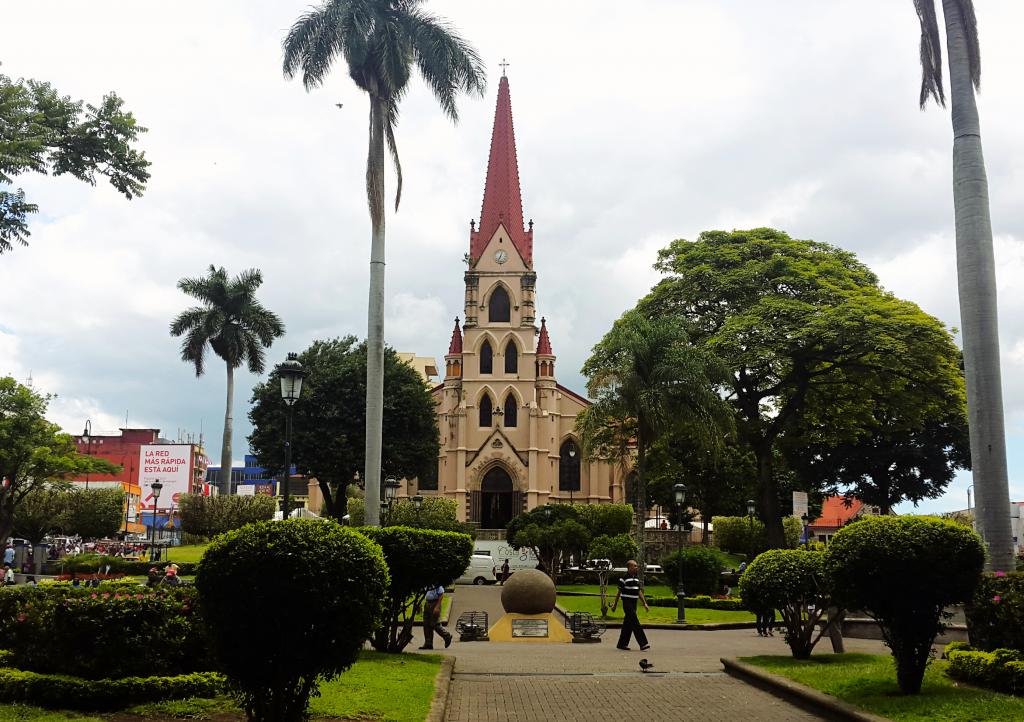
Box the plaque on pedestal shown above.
[512,618,549,638]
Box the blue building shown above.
[206,454,293,496]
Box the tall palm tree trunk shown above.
[943,0,1015,570]
[222,362,234,494]
[363,95,387,527]
[635,438,647,582]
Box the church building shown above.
[429,74,626,528]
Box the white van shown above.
[457,553,498,585]
[473,541,540,576]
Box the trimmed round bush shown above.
[825,516,985,694]
[196,519,389,722]
[660,545,723,596]
[358,526,473,652]
[739,549,832,659]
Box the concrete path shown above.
[412,585,892,721]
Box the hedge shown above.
[711,516,801,555]
[966,571,1024,652]
[0,668,225,710]
[647,595,746,611]
[946,646,1024,696]
[48,555,198,577]
[0,584,211,679]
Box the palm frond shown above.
[283,2,352,90]
[243,332,268,375]
[169,307,207,337]
[384,99,403,211]
[950,0,981,91]
[913,0,945,107]
[405,9,486,123]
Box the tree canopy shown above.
[640,228,969,545]
[0,377,119,542]
[0,71,150,254]
[247,337,440,518]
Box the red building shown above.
[72,428,209,535]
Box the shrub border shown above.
[0,667,225,710]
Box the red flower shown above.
[90,594,98,599]
[994,595,1002,603]
[16,613,27,622]
[995,571,1007,578]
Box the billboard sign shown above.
[792,491,809,520]
[236,484,256,497]
[139,445,192,510]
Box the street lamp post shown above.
[149,480,163,561]
[412,494,424,527]
[673,482,687,624]
[82,420,93,490]
[276,352,307,522]
[801,513,810,549]
[746,499,756,562]
[383,476,399,525]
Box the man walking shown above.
[611,560,650,651]
[419,583,452,650]
[500,559,510,586]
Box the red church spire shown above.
[537,317,553,355]
[470,74,533,266]
[448,317,463,354]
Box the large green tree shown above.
[912,1,1014,570]
[61,488,126,540]
[179,493,277,540]
[282,0,485,526]
[170,265,285,491]
[0,377,118,543]
[642,228,969,546]
[247,337,439,519]
[576,310,731,567]
[0,71,149,254]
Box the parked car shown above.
[645,564,664,574]
[456,553,499,585]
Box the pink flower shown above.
[90,593,97,599]
[995,571,1007,578]
[994,595,1002,603]
[16,613,27,622]
[101,593,110,599]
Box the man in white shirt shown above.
[419,584,452,650]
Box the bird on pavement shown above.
[639,658,654,673]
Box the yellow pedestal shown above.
[487,612,573,643]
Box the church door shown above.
[480,467,516,530]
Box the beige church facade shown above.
[425,75,626,528]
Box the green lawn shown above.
[0,650,442,722]
[164,544,209,564]
[558,584,676,597]
[558,594,754,625]
[743,653,1024,722]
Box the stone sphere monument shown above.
[500,568,556,615]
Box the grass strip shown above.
[743,653,1024,722]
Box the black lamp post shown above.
[82,420,92,490]
[150,480,163,560]
[673,482,687,624]
[746,499,756,562]
[383,476,399,525]
[276,352,307,522]
[801,513,810,549]
[412,494,424,527]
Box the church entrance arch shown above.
[478,466,516,530]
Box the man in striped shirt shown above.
[611,560,650,651]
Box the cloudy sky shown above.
[3,1,1023,514]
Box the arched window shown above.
[503,394,518,427]
[480,340,493,374]
[479,394,493,427]
[504,340,518,373]
[489,286,511,323]
[559,439,581,492]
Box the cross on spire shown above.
[499,58,510,77]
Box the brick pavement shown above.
[425,585,890,721]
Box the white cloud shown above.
[4,1,1024,514]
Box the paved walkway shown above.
[411,585,892,721]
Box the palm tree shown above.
[282,0,485,526]
[577,310,731,571]
[170,266,285,493]
[913,0,1014,570]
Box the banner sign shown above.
[139,445,192,510]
